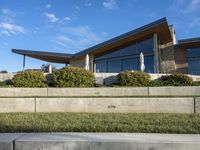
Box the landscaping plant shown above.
[12,70,47,87]
[117,71,150,86]
[52,67,94,87]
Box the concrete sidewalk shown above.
[1,133,200,150]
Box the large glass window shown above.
[95,35,155,73]
[144,56,154,73]
[122,58,138,71]
[96,60,106,72]
[187,48,200,75]
[137,37,154,53]
[107,59,121,72]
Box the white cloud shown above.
[53,26,103,52]
[0,22,26,36]
[64,17,71,21]
[103,0,117,10]
[44,12,59,23]
[45,4,51,8]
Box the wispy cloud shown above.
[84,1,92,7]
[0,22,26,36]
[44,12,59,23]
[103,0,118,10]
[45,4,52,9]
[53,26,104,52]
[183,0,200,14]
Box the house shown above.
[12,17,200,75]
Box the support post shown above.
[23,55,26,71]
[153,33,159,73]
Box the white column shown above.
[85,54,90,70]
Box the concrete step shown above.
[1,133,200,150]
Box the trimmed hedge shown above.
[159,73,193,86]
[117,71,150,86]
[52,67,94,87]
[12,70,47,87]
[0,113,200,133]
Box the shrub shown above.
[12,70,47,87]
[52,67,94,87]
[160,73,193,86]
[0,81,7,87]
[117,71,150,86]
[192,81,200,86]
[0,70,8,73]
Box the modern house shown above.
[12,17,200,75]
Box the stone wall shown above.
[69,56,86,68]
[158,42,176,73]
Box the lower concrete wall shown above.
[36,97,194,113]
[0,98,35,113]
[0,97,196,113]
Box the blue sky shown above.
[0,0,200,72]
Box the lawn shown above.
[0,113,200,133]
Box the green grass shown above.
[0,113,200,133]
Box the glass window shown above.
[122,58,138,71]
[187,48,200,58]
[137,37,154,53]
[187,48,200,75]
[144,55,154,73]
[96,60,106,72]
[107,59,121,73]
[188,58,200,75]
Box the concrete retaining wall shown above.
[0,98,35,113]
[36,97,194,113]
[0,88,47,97]
[0,97,197,113]
[1,133,200,150]
[0,87,200,97]
[0,87,199,113]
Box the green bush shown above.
[192,81,200,86]
[52,67,94,87]
[0,81,7,87]
[160,73,193,86]
[12,70,47,87]
[117,71,150,86]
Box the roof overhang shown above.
[74,17,173,58]
[175,37,200,49]
[12,49,72,64]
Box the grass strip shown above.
[0,113,200,133]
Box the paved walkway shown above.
[1,133,200,150]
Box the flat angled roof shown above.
[176,37,200,48]
[12,17,173,63]
[74,17,172,58]
[12,49,72,64]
